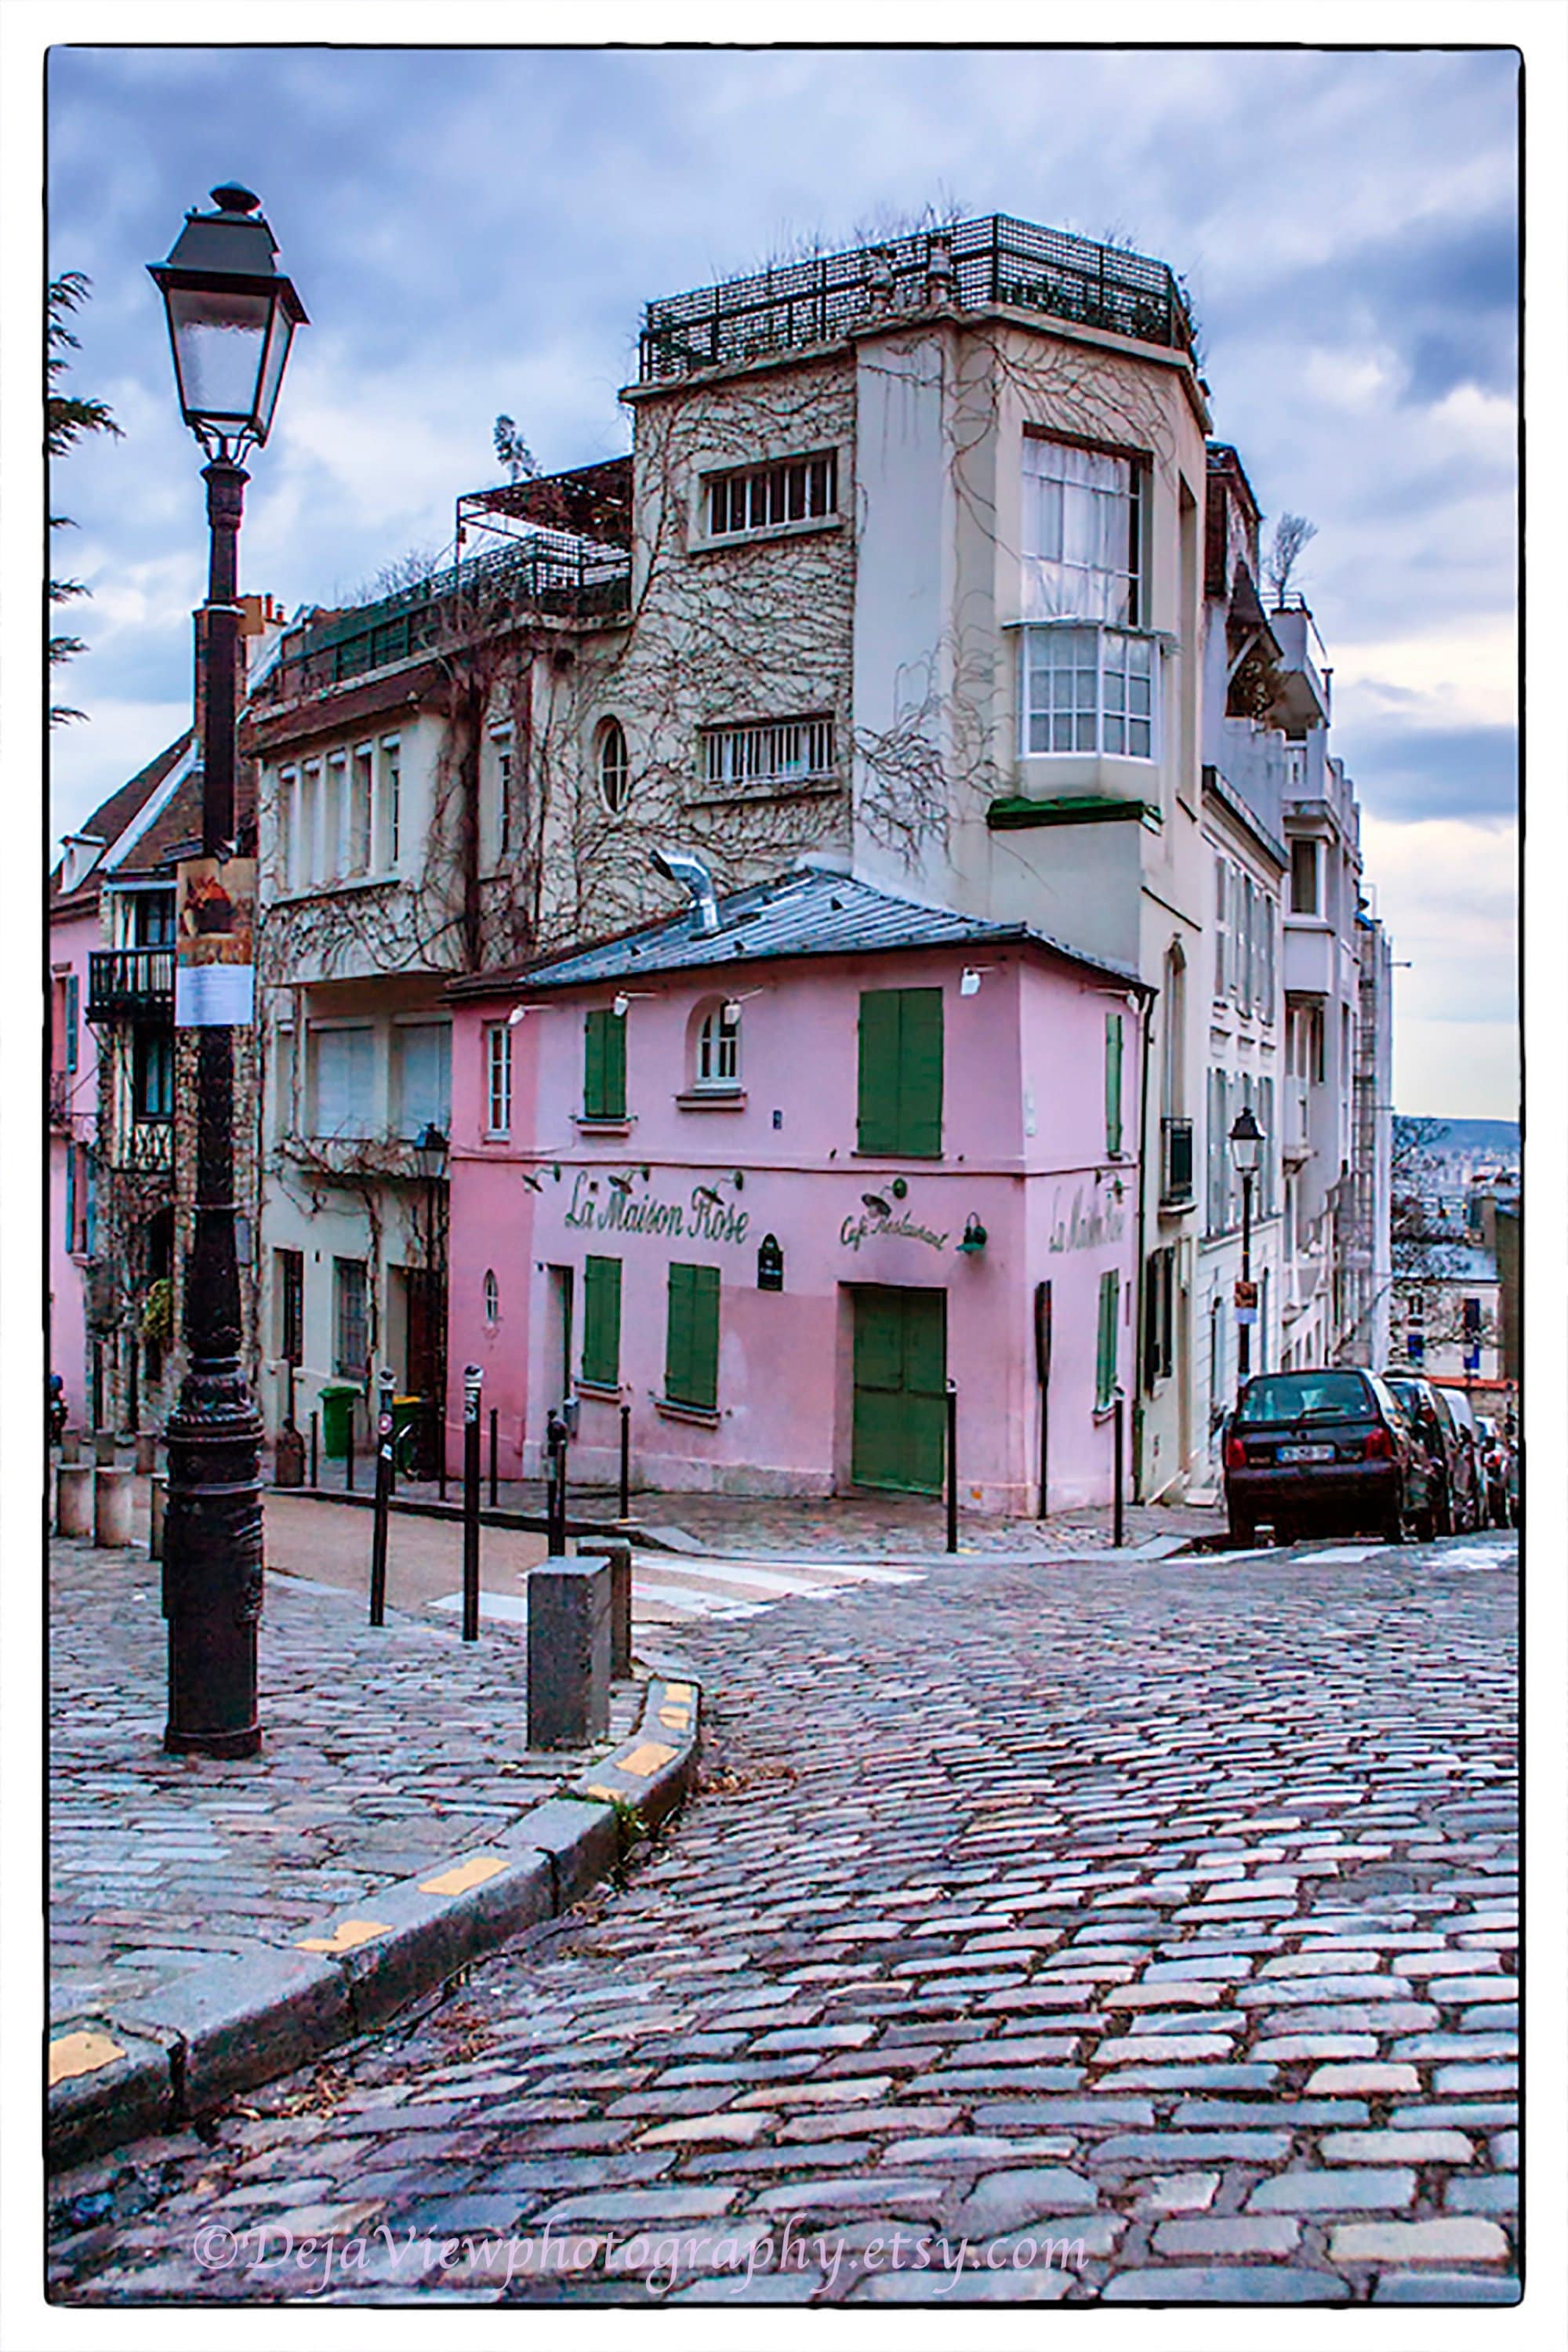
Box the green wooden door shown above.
[851,1287,948,1494]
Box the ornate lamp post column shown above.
[1229,1105,1264,1396]
[149,187,306,1755]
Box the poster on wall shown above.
[174,855,256,1028]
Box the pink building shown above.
[49,892,100,1422]
[447,866,1147,1516]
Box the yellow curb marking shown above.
[50,2031,125,2085]
[580,1784,622,1804]
[658,1703,691,1731]
[419,1854,510,1898]
[296,1918,391,1955]
[662,1682,694,1704]
[616,1740,678,1779]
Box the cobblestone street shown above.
[49,1531,1518,2308]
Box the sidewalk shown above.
[48,1512,699,2165]
[298,1452,1224,1563]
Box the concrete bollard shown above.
[527,1556,611,1749]
[598,1540,633,1679]
[94,1466,134,1549]
[134,1432,157,1475]
[149,1473,168,1562]
[56,1463,94,1539]
[94,1432,118,1468]
[61,1429,82,1465]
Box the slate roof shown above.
[453,866,1147,999]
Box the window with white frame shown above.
[706,451,837,539]
[310,1025,375,1138]
[1021,434,1143,624]
[278,767,296,890]
[299,760,321,887]
[324,750,348,880]
[274,1026,296,1140]
[699,716,835,796]
[695,1003,741,1091]
[393,1021,451,1139]
[1290,837,1320,916]
[349,746,373,873]
[490,726,514,859]
[376,736,401,870]
[485,1022,512,1134]
[1214,855,1228,1000]
[597,719,630,814]
[1018,627,1156,759]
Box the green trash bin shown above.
[318,1383,361,1461]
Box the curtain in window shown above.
[314,1028,374,1138]
[1022,438,1136,623]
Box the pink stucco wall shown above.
[447,943,1144,1515]
[49,906,100,1421]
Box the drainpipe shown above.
[1131,986,1155,1501]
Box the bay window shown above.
[1019,626,1156,759]
[1022,434,1143,625]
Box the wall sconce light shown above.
[957,1213,989,1255]
[608,1172,634,1195]
[506,1003,534,1028]
[520,1171,544,1193]
[611,989,655,1018]
[693,1185,721,1207]
[960,965,996,997]
[862,1192,891,1216]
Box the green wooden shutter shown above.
[857,991,902,1153]
[1096,1269,1120,1410]
[604,1007,626,1117]
[65,1142,76,1251]
[65,975,79,1073]
[583,1007,626,1118]
[666,1262,720,1409]
[1105,1013,1124,1157]
[581,1255,622,1387]
[898,988,944,1157]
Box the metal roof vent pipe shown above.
[651,848,720,937]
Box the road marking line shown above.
[419,1855,510,1897]
[296,1918,390,1955]
[49,2031,124,2085]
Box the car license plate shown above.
[1279,1443,1334,1463]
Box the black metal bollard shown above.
[619,1401,631,1520]
[946,1379,959,1553]
[489,1406,499,1508]
[546,1408,569,1556]
[1112,1392,1126,1549]
[436,1393,447,1501]
[463,1366,483,1642]
[309,1409,318,1489]
[344,1408,355,1494]
[369,1367,394,1626]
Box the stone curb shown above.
[46,1673,702,2172]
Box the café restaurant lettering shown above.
[840,1207,949,1254]
[1046,1186,1127,1254]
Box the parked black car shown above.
[1224,1367,1437,1544]
[1386,1374,1484,1534]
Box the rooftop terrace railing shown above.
[256,530,633,705]
[640,215,1195,383]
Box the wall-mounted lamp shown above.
[520,1171,545,1194]
[960,966,996,997]
[862,1192,891,1216]
[608,1173,634,1196]
[721,987,766,1024]
[693,1185,721,1208]
[612,989,655,1019]
[957,1213,989,1255]
[506,1003,534,1028]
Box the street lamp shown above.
[1229,1105,1264,1392]
[149,187,306,1756]
[412,1123,449,1485]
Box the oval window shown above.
[597,719,630,814]
[483,1269,499,1326]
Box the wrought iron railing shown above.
[88,948,175,1022]
[640,215,1195,383]
[49,1070,71,1127]
[1160,1115,1195,1206]
[256,532,633,705]
[116,1118,174,1174]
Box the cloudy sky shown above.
[41,36,1519,1117]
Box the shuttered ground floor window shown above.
[334,1257,368,1381]
[1096,1269,1120,1410]
[581,1254,622,1388]
[665,1261,720,1410]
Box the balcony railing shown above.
[1160,1116,1195,1206]
[114,1118,174,1175]
[640,215,1196,383]
[88,948,175,1022]
[49,1070,70,1127]
[255,532,633,706]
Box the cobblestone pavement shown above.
[49,1537,637,2027]
[303,1454,1221,1562]
[49,1531,1518,2308]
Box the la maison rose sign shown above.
[564,1171,750,1247]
